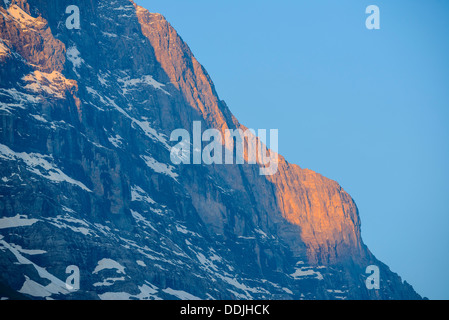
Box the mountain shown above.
[0,0,422,300]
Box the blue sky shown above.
[136,0,449,299]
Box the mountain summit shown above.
[0,0,421,300]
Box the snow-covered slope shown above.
[0,0,422,300]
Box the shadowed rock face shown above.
[0,0,421,300]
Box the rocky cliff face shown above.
[0,0,421,300]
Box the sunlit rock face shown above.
[0,0,421,300]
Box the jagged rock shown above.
[0,0,422,300]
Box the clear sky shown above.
[136,0,449,299]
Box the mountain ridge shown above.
[0,0,422,300]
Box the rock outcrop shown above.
[0,0,421,300]
[134,3,366,265]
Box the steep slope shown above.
[0,0,421,300]
[134,4,365,264]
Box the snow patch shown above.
[141,155,178,180]
[44,214,93,236]
[98,282,160,300]
[162,288,200,300]
[131,185,155,204]
[30,114,48,122]
[196,252,219,272]
[108,134,123,148]
[93,258,126,275]
[134,120,170,149]
[0,214,38,229]
[0,239,70,298]
[0,143,91,192]
[254,228,268,239]
[0,88,39,113]
[327,289,346,294]
[290,266,324,281]
[283,287,293,294]
[130,210,158,232]
[97,73,108,86]
[66,46,84,77]
[97,291,131,300]
[117,75,170,96]
[175,224,200,237]
[101,31,118,38]
[93,277,125,287]
[219,276,266,296]
[84,90,170,151]
[93,223,113,237]
[10,243,46,255]
[19,276,54,298]
[113,5,134,11]
[136,260,146,267]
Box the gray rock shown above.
[0,0,422,300]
